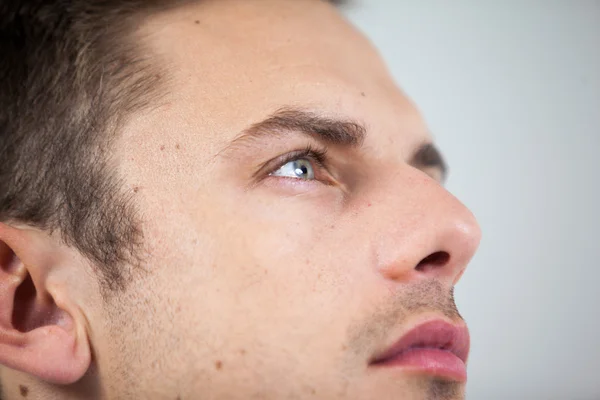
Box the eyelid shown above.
[254,145,330,181]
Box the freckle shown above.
[311,388,316,395]
[215,360,223,370]
[239,348,246,355]
[176,143,181,150]
[194,20,200,24]
[133,186,140,193]
[19,385,29,397]
[160,145,165,151]
[361,92,366,97]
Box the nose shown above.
[368,167,481,286]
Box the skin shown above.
[0,0,481,399]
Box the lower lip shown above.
[373,348,467,382]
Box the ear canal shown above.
[12,272,36,332]
[12,273,68,333]
[2,237,68,334]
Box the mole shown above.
[215,360,223,370]
[19,385,29,397]
[194,20,200,24]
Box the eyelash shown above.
[261,144,330,181]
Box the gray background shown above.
[343,1,600,399]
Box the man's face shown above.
[95,1,481,398]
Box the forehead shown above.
[125,0,430,164]
[147,0,382,85]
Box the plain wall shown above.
[344,2,600,399]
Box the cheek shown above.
[115,186,394,396]
[203,193,372,333]
[202,186,389,317]
[195,191,349,324]
[217,199,338,301]
[224,188,340,265]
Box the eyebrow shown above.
[225,107,447,181]
[409,142,448,181]
[230,107,367,148]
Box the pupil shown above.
[294,162,309,177]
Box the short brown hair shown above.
[0,0,178,293]
[0,0,346,295]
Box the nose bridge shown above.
[366,167,481,284]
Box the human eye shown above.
[260,145,332,184]
[271,158,316,180]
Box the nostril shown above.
[416,251,450,272]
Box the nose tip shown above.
[453,213,482,282]
[414,209,482,284]
[376,193,482,286]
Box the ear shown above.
[0,222,91,384]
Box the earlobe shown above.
[0,223,91,385]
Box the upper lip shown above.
[370,319,470,365]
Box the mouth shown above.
[369,319,470,382]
